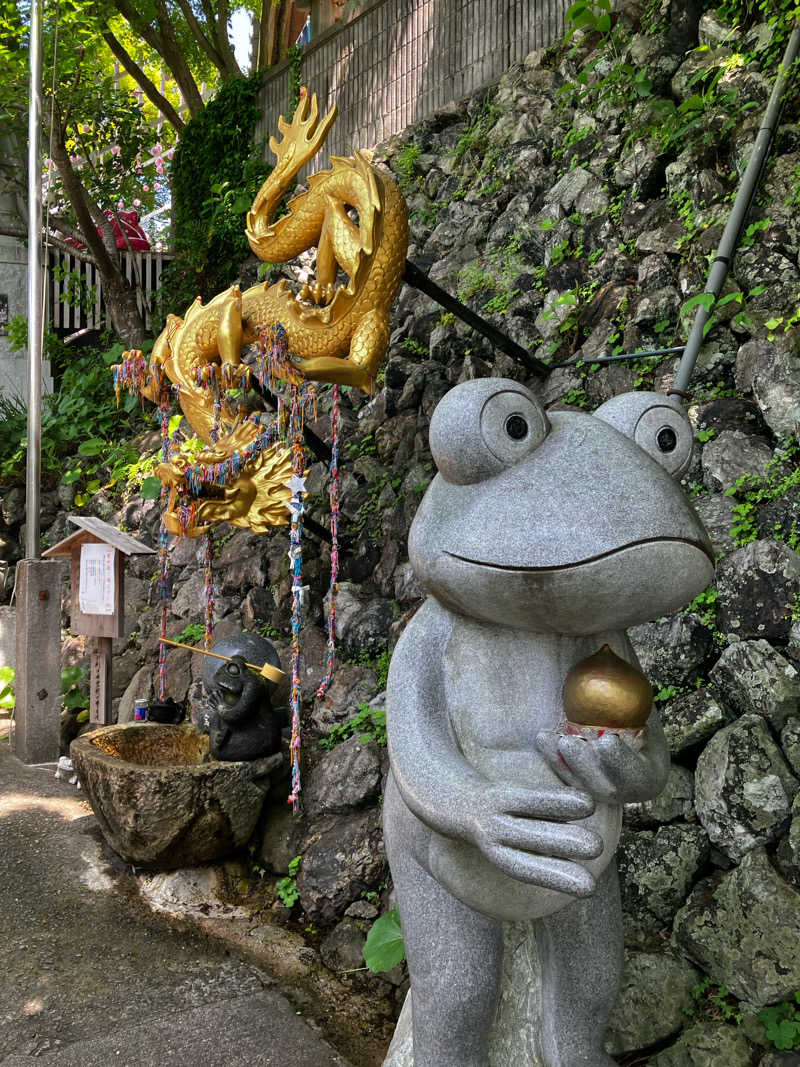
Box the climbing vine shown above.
[157,72,272,323]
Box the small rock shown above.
[604,950,699,1056]
[345,899,379,920]
[695,713,799,862]
[701,430,773,492]
[691,494,737,557]
[673,847,800,1007]
[624,764,695,827]
[297,809,387,923]
[303,735,382,818]
[782,718,800,777]
[617,824,710,944]
[710,640,800,730]
[311,663,379,735]
[715,542,800,643]
[660,688,731,755]
[333,582,394,658]
[259,802,303,875]
[736,341,800,439]
[629,614,714,689]
[320,918,368,973]
[649,1021,752,1067]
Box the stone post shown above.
[13,559,63,763]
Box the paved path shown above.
[0,740,352,1067]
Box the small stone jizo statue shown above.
[383,379,713,1067]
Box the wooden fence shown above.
[47,250,172,334]
[257,0,570,172]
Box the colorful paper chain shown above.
[157,392,173,701]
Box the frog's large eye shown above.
[480,390,548,467]
[594,392,693,477]
[429,380,549,484]
[633,405,693,476]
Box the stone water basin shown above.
[71,722,282,869]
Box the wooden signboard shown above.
[43,517,155,725]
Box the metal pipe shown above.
[673,21,800,395]
[551,345,686,369]
[25,0,43,560]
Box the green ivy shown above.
[158,72,272,322]
[318,702,387,751]
[275,855,301,908]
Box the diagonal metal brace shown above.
[403,260,549,378]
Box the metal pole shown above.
[673,22,800,395]
[26,0,43,560]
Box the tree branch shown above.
[214,0,242,76]
[172,0,227,73]
[0,220,97,260]
[102,28,185,131]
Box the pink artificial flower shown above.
[153,182,160,191]
[69,154,79,163]
[111,145,120,156]
[150,143,163,155]
[142,184,149,192]
[118,200,125,210]
[166,149,174,160]
[155,159,164,174]
[133,198,141,207]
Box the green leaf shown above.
[681,293,715,316]
[363,908,405,973]
[168,414,182,438]
[140,476,163,500]
[765,317,784,331]
[78,438,105,457]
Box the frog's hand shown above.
[536,708,670,804]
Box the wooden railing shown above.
[47,250,172,334]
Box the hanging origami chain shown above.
[286,388,307,813]
[317,385,339,698]
[156,366,172,701]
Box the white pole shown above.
[26,0,43,560]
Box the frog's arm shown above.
[387,598,487,838]
[388,598,602,897]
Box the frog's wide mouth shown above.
[446,536,715,571]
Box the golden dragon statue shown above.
[138,88,409,538]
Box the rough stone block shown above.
[673,848,800,1008]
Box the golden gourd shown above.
[562,644,652,729]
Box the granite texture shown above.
[383,381,713,1066]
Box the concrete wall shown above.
[257,0,570,171]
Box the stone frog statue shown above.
[383,378,714,1067]
[201,633,285,762]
